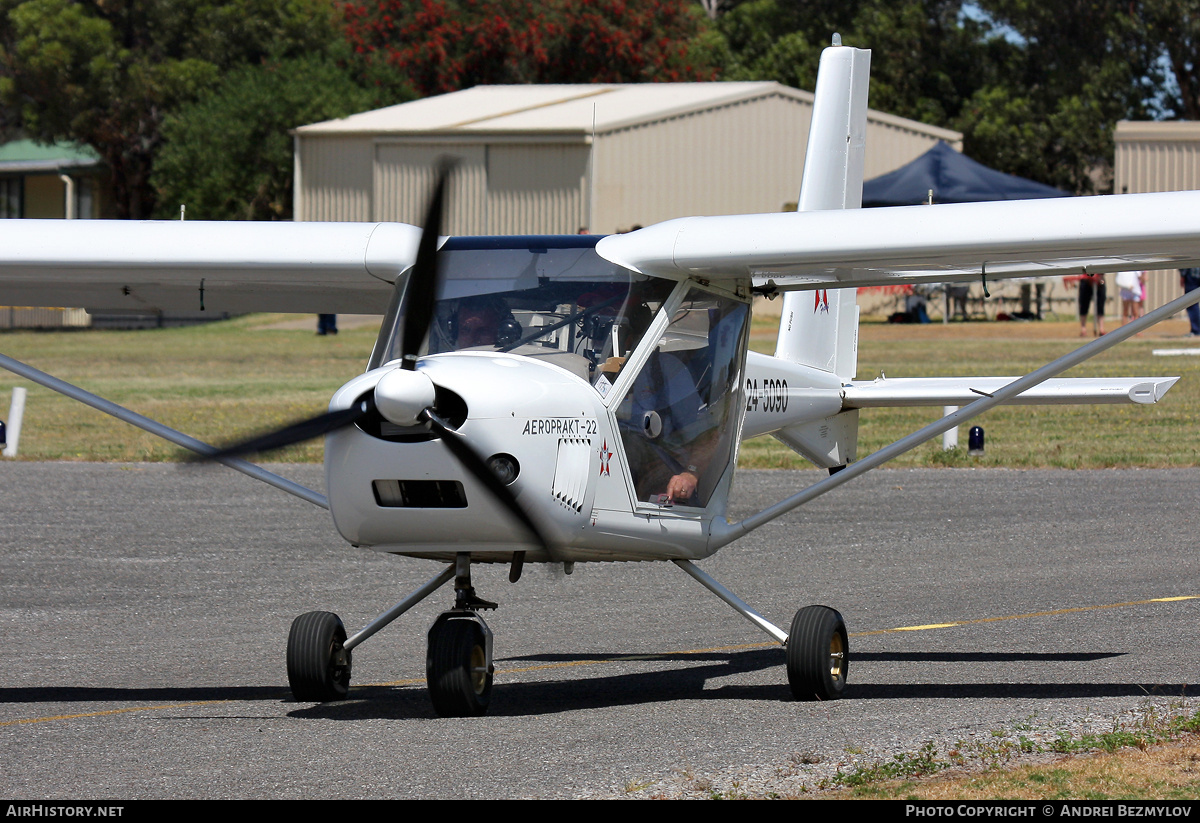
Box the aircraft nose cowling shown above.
[374,368,436,427]
[325,353,609,556]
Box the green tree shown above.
[717,1,989,127]
[0,0,342,217]
[715,0,825,90]
[153,55,382,221]
[965,0,1162,193]
[1132,0,1200,120]
[713,0,1169,194]
[342,0,722,96]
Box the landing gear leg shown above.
[671,561,850,701]
[454,551,496,611]
[427,553,495,717]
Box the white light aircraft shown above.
[4,42,1200,717]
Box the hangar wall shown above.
[294,82,961,236]
[1115,121,1200,313]
[296,136,373,223]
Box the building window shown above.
[75,176,93,219]
[0,178,22,218]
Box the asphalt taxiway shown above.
[1,463,1197,798]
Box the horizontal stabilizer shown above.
[843,376,1179,408]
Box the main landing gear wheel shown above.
[427,613,493,717]
[287,611,352,702]
[786,605,848,701]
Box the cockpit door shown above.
[610,285,750,512]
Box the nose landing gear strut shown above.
[427,553,495,717]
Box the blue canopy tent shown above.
[863,142,1069,321]
[862,141,1068,206]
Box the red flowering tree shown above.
[343,0,721,96]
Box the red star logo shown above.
[814,289,830,313]
[599,439,613,476]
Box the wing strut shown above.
[0,352,328,510]
[673,560,788,643]
[711,285,1200,549]
[343,563,456,652]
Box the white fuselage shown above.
[323,336,863,565]
[325,352,726,563]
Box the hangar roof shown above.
[296,82,956,142]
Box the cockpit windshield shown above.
[374,236,675,393]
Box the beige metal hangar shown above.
[294,82,961,235]
[1115,121,1200,313]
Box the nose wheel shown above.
[424,552,496,717]
[427,611,494,717]
[287,610,352,702]
[786,605,848,701]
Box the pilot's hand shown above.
[666,471,698,504]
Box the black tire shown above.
[786,605,848,701]
[287,611,352,702]
[426,618,492,717]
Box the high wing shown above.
[5,190,1200,312]
[0,220,422,314]
[595,191,1200,290]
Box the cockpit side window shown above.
[613,287,750,510]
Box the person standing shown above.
[1077,272,1107,337]
[1180,268,1200,337]
[1117,270,1146,326]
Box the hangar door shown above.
[374,142,589,235]
[486,144,589,235]
[374,143,487,234]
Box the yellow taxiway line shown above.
[852,595,1200,637]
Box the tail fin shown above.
[774,42,868,381]
[771,41,869,469]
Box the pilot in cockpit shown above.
[615,290,748,509]
[622,342,711,505]
[448,296,521,350]
[434,281,744,510]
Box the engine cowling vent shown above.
[373,479,467,508]
[551,438,591,513]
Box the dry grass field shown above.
[749,310,1200,470]
[818,713,1200,801]
[0,310,1197,468]
[0,313,377,461]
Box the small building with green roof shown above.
[0,139,116,327]
[0,139,114,219]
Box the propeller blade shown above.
[403,163,556,556]
[189,161,454,462]
[195,400,371,462]
[400,158,456,370]
[193,161,555,558]
[424,409,555,556]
